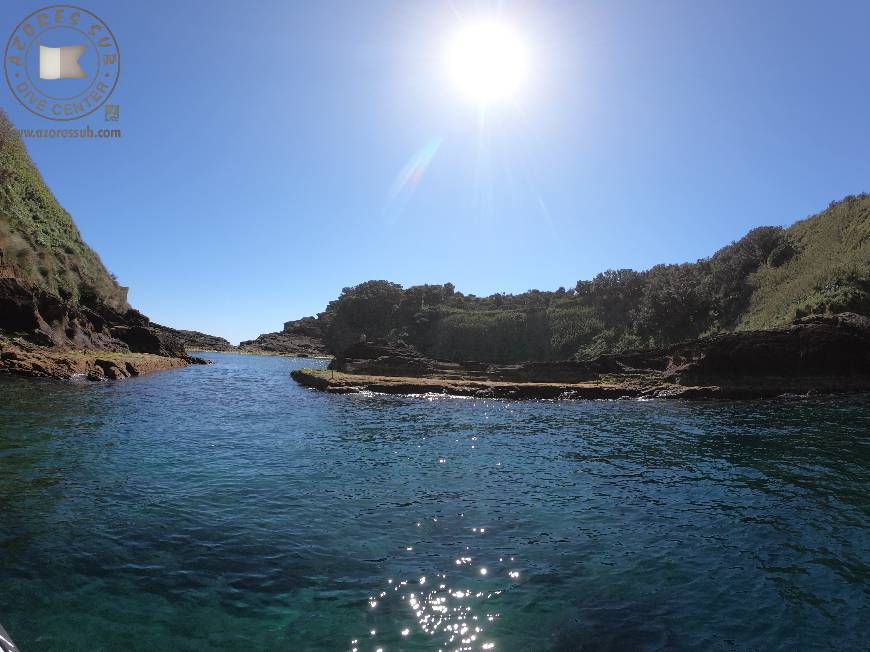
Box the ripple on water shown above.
[0,356,868,650]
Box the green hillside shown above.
[0,109,128,310]
[312,195,870,362]
[740,194,870,329]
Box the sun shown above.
[445,20,529,105]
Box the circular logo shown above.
[4,5,120,121]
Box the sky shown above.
[4,0,870,344]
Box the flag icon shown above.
[39,45,86,80]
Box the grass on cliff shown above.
[740,195,870,329]
[0,109,128,310]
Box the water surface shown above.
[1,353,868,650]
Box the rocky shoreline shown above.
[0,277,206,381]
[291,367,870,400]
[0,336,199,380]
[291,313,870,400]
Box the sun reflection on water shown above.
[350,519,521,652]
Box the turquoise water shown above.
[0,352,868,651]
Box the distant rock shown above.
[239,316,329,356]
[151,323,236,352]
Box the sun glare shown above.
[445,20,529,105]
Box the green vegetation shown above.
[0,109,127,310]
[740,195,870,328]
[3,106,866,360]
[317,195,870,362]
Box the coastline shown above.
[291,367,870,400]
[295,312,870,401]
[0,337,201,381]
[188,348,332,359]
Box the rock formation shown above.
[151,323,236,352]
[0,109,204,380]
[239,317,329,356]
[299,313,870,399]
[0,277,207,380]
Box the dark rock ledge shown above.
[291,313,870,400]
[0,277,207,381]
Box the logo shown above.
[39,45,86,79]
[4,5,120,121]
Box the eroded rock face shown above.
[514,313,870,383]
[0,277,125,350]
[328,337,665,382]
[110,325,186,357]
[0,277,41,332]
[0,276,206,379]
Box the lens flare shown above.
[384,136,444,222]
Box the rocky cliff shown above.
[0,275,205,379]
[0,110,203,380]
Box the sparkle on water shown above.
[0,353,868,650]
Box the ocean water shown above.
[0,352,868,651]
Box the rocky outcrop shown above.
[328,339,441,374]
[301,313,870,399]
[239,316,329,356]
[111,323,186,358]
[662,312,870,380]
[0,277,125,350]
[151,323,236,352]
[0,336,197,380]
[0,276,205,380]
[0,109,208,380]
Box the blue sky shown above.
[4,0,870,343]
